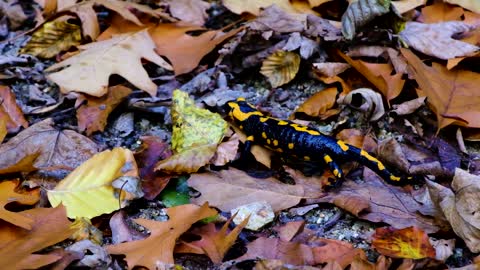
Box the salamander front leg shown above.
[323,154,344,189]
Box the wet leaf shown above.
[0,180,39,229]
[260,50,300,88]
[46,29,172,97]
[107,203,217,269]
[47,148,139,219]
[0,119,98,175]
[342,0,391,40]
[20,16,82,58]
[372,226,436,259]
[0,86,28,134]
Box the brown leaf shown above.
[188,168,314,212]
[0,180,39,229]
[337,88,385,121]
[372,226,436,259]
[0,118,98,175]
[76,85,132,135]
[223,0,300,16]
[350,254,391,270]
[401,48,480,130]
[273,221,305,242]
[0,86,28,134]
[167,0,210,26]
[295,87,340,119]
[107,203,217,269]
[260,50,300,88]
[391,97,426,115]
[316,169,444,233]
[109,211,145,245]
[248,5,305,33]
[0,206,74,269]
[155,144,218,174]
[211,133,240,166]
[312,62,350,77]
[420,2,464,23]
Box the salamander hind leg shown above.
[322,154,344,189]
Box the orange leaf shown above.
[107,203,217,269]
[0,180,39,229]
[421,2,464,23]
[372,226,436,259]
[401,48,480,131]
[76,85,132,135]
[176,215,248,263]
[338,51,405,102]
[0,86,28,134]
[295,87,339,119]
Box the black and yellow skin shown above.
[227,98,412,188]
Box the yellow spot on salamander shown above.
[246,135,254,142]
[304,156,310,161]
[288,143,294,149]
[262,132,267,139]
[236,97,246,101]
[267,139,271,144]
[277,148,283,153]
[324,155,333,163]
[239,125,243,130]
[390,175,401,181]
[273,140,278,146]
[227,102,263,121]
[260,117,269,122]
[278,121,289,125]
[337,141,349,151]
[360,150,385,170]
[290,124,320,135]
[333,169,340,177]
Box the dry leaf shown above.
[312,62,350,77]
[391,97,426,115]
[0,86,28,134]
[273,221,305,242]
[337,88,385,121]
[342,0,391,40]
[188,168,313,212]
[430,238,455,262]
[399,21,479,60]
[420,1,464,23]
[445,0,480,14]
[401,48,480,130]
[0,180,39,229]
[107,203,217,269]
[211,133,240,166]
[372,226,436,259]
[46,29,172,97]
[248,5,305,33]
[391,0,427,14]
[167,0,210,26]
[295,87,340,119]
[76,85,132,135]
[0,119,98,175]
[223,0,299,15]
[260,50,300,88]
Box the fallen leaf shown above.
[46,29,172,97]
[109,211,145,245]
[399,21,479,60]
[391,97,426,115]
[337,88,385,121]
[76,85,132,135]
[155,90,227,174]
[19,16,82,58]
[188,168,314,212]
[167,0,210,26]
[401,48,480,130]
[107,203,217,269]
[446,0,480,13]
[223,0,299,15]
[295,87,340,119]
[0,180,39,229]
[248,5,305,33]
[350,254,391,270]
[430,238,455,262]
[176,215,248,263]
[341,0,390,40]
[392,0,426,14]
[0,85,28,134]
[421,1,466,23]
[273,221,305,242]
[47,148,139,219]
[0,118,6,143]
[312,62,350,77]
[211,133,240,166]
[372,226,436,259]
[65,239,111,268]
[0,206,74,269]
[0,118,98,175]
[232,201,274,230]
[260,50,300,88]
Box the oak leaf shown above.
[76,85,132,135]
[0,118,98,175]
[0,206,74,269]
[0,180,39,229]
[188,168,313,212]
[401,48,480,130]
[0,86,28,134]
[372,226,436,259]
[46,29,172,97]
[107,203,217,269]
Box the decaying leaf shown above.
[312,62,350,77]
[401,48,480,130]
[372,226,436,259]
[342,0,391,40]
[399,21,479,60]
[46,29,172,97]
[445,0,480,13]
[0,86,28,134]
[211,133,240,166]
[76,85,132,135]
[391,97,426,115]
[107,203,217,269]
[295,87,340,119]
[188,168,314,212]
[20,16,82,58]
[430,238,455,262]
[155,90,227,174]
[223,0,299,15]
[391,0,427,14]
[260,50,300,88]
[0,180,39,229]
[47,148,139,219]
[248,5,305,33]
[166,0,210,26]
[337,88,385,121]
[0,119,98,175]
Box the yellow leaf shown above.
[47,148,137,219]
[46,29,172,97]
[20,16,82,59]
[260,50,300,88]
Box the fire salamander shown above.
[227,98,413,188]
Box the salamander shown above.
[227,98,413,188]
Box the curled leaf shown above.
[260,50,300,88]
[341,0,391,40]
[337,88,385,121]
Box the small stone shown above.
[231,201,275,231]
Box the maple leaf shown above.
[0,86,28,134]
[176,215,248,263]
[107,203,217,269]
[46,29,172,97]
[0,118,98,175]
[372,226,436,259]
[401,48,480,131]
[0,206,74,269]
[76,85,132,135]
[0,180,39,229]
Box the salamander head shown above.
[226,98,264,122]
